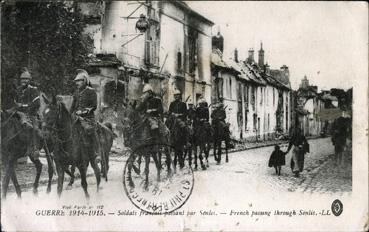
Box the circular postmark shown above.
[123,143,194,214]
[331,199,343,216]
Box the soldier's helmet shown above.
[142,84,153,93]
[20,67,32,79]
[74,69,89,83]
[217,102,224,108]
[173,89,181,95]
[198,97,206,104]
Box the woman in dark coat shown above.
[285,126,309,177]
[268,145,286,175]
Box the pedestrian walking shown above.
[285,126,309,177]
[268,145,286,176]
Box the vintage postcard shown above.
[1,1,368,231]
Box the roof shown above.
[174,1,214,26]
[270,69,291,89]
[211,49,239,74]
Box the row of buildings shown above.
[77,1,345,141]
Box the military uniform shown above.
[211,106,226,123]
[71,86,97,120]
[16,84,40,116]
[15,84,41,159]
[196,105,209,122]
[167,100,187,129]
[169,100,187,119]
[137,95,164,133]
[71,86,100,159]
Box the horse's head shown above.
[120,100,140,127]
[42,95,70,132]
[1,110,30,147]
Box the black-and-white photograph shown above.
[1,1,367,231]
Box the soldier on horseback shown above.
[71,69,101,163]
[168,89,187,127]
[211,100,230,164]
[14,67,42,160]
[167,89,188,169]
[211,101,227,127]
[136,84,164,138]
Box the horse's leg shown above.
[216,141,222,164]
[10,163,22,198]
[29,156,42,195]
[151,152,160,183]
[179,146,185,169]
[144,155,150,191]
[127,154,135,188]
[78,164,90,199]
[56,163,65,198]
[199,145,206,170]
[187,143,192,168]
[165,147,172,177]
[173,148,178,173]
[90,158,101,192]
[45,154,54,193]
[213,139,218,162]
[67,165,76,187]
[138,156,142,174]
[225,138,229,163]
[193,145,198,170]
[2,159,12,199]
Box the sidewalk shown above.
[2,135,326,192]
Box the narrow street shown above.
[2,137,351,197]
[1,137,353,231]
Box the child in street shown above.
[268,145,286,176]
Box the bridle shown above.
[44,101,74,144]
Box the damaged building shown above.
[211,38,292,141]
[78,0,214,117]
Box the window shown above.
[251,86,256,111]
[188,28,198,73]
[229,78,232,99]
[273,88,275,106]
[145,20,160,66]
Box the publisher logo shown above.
[331,199,343,216]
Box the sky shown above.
[186,1,367,90]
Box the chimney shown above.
[265,62,270,74]
[234,48,239,63]
[212,27,224,52]
[246,48,254,64]
[280,65,289,77]
[258,42,264,68]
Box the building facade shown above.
[79,1,214,111]
[211,40,292,141]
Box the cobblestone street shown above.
[3,137,351,195]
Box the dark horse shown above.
[167,115,190,172]
[42,96,101,198]
[121,102,171,190]
[191,119,212,169]
[212,120,230,164]
[1,110,54,198]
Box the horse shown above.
[167,115,190,172]
[42,96,101,198]
[64,121,116,187]
[191,119,212,169]
[212,120,230,164]
[1,110,54,198]
[120,102,171,190]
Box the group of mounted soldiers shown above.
[10,68,230,171]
